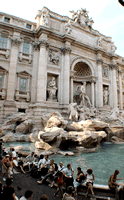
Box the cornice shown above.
[0,21,121,60]
[0,22,36,36]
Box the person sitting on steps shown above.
[37,159,55,184]
[85,168,95,198]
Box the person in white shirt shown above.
[20,190,33,200]
[37,159,55,184]
[23,152,35,171]
[63,163,74,190]
[50,162,65,188]
[38,155,50,176]
[85,168,95,197]
[11,148,17,160]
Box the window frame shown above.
[4,17,10,23]
[23,42,30,54]
[19,77,27,91]
[26,24,31,29]
[0,33,7,49]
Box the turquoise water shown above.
[4,142,124,185]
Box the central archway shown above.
[70,57,95,107]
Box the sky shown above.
[1,0,124,57]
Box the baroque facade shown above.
[0,7,124,128]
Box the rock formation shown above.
[1,105,124,155]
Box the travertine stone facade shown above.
[0,7,124,128]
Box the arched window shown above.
[74,62,92,77]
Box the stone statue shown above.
[65,20,72,34]
[68,103,78,121]
[42,9,50,26]
[76,82,92,108]
[47,77,57,101]
[49,50,59,65]
[103,87,109,105]
[111,43,117,53]
[85,17,94,29]
[69,8,93,28]
[97,37,103,47]
[77,105,97,121]
[69,10,79,23]
[102,66,109,78]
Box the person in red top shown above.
[54,172,63,198]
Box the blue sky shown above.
[1,0,124,57]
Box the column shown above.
[1,72,7,99]
[62,46,71,105]
[15,75,20,101]
[3,72,6,89]
[31,43,39,102]
[118,70,123,109]
[70,77,73,103]
[7,37,21,101]
[29,42,33,64]
[26,77,30,101]
[96,59,103,107]
[37,38,48,102]
[6,36,11,59]
[91,81,95,107]
[112,66,118,108]
[18,39,24,62]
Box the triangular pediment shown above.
[0,66,8,72]
[17,70,31,76]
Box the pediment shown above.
[0,66,8,72]
[17,70,31,77]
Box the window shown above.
[20,78,27,91]
[18,108,26,113]
[23,42,29,54]
[0,75,3,89]
[4,17,10,23]
[0,34,7,48]
[26,24,31,29]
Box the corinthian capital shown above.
[61,46,71,54]
[39,39,49,48]
[96,58,103,65]
[32,42,40,51]
[11,37,21,47]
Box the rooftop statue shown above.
[69,8,94,28]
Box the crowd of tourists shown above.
[0,139,124,200]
